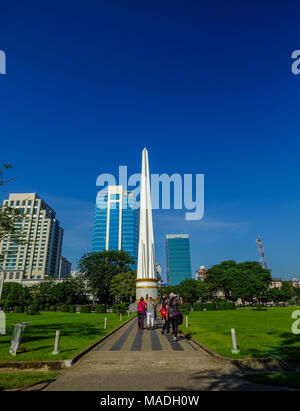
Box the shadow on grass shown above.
[20,322,108,343]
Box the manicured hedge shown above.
[95,304,106,313]
[14,306,24,313]
[113,303,129,313]
[26,303,40,315]
[69,305,76,313]
[180,303,190,314]
[50,305,57,312]
[60,305,70,312]
[193,302,236,311]
[80,305,91,313]
[193,303,204,311]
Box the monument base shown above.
[136,278,158,301]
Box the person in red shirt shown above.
[137,297,147,329]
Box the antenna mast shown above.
[256,236,267,269]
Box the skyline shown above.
[1,1,300,281]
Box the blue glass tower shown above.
[166,234,192,285]
[92,186,138,270]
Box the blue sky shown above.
[1,0,300,281]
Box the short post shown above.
[127,310,129,317]
[52,330,60,355]
[186,316,189,327]
[120,313,122,321]
[231,328,240,354]
[104,317,107,329]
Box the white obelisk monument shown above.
[136,148,158,301]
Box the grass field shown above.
[243,372,300,389]
[0,372,59,390]
[0,312,135,362]
[179,307,300,359]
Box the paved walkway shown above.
[26,318,288,391]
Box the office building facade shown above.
[166,234,192,285]
[0,193,63,282]
[92,186,138,269]
[59,256,72,278]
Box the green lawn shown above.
[0,312,135,362]
[243,372,300,390]
[179,307,300,359]
[0,372,59,390]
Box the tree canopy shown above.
[110,271,136,303]
[78,250,134,304]
[206,260,272,302]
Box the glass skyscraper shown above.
[166,234,192,285]
[92,186,138,270]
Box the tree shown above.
[267,282,294,304]
[0,282,26,308]
[158,285,180,301]
[178,279,199,304]
[0,206,27,276]
[51,276,89,305]
[0,163,15,186]
[206,260,272,303]
[196,281,217,303]
[293,287,300,303]
[78,250,134,304]
[110,271,136,303]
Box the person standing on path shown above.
[167,293,183,341]
[137,297,147,330]
[161,297,170,335]
[146,297,155,330]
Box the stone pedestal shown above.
[136,278,158,301]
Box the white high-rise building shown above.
[0,193,63,282]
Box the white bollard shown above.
[0,311,6,335]
[52,330,60,355]
[120,313,122,321]
[186,316,189,327]
[231,328,240,354]
[104,317,107,329]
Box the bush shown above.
[95,304,106,313]
[14,306,25,313]
[27,303,40,315]
[120,302,129,313]
[50,305,57,312]
[193,303,203,311]
[113,303,121,313]
[203,303,216,311]
[60,305,70,312]
[225,302,236,310]
[180,303,190,315]
[69,305,76,313]
[80,305,91,313]
[44,303,50,311]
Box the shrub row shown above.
[113,302,129,313]
[193,302,236,311]
[95,304,106,313]
[10,303,128,314]
[180,303,190,314]
[60,305,76,313]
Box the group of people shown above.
[137,293,183,342]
